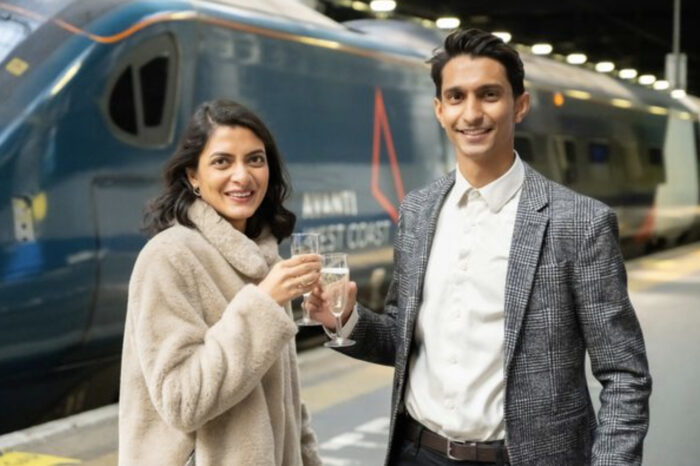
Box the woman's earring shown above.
[193,186,201,197]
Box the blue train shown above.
[1,0,698,433]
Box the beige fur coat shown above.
[118,200,321,466]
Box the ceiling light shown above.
[618,68,638,79]
[531,43,553,55]
[369,0,396,12]
[565,89,592,100]
[648,106,668,115]
[492,32,512,43]
[637,74,656,85]
[671,89,687,99]
[595,61,615,73]
[436,17,460,29]
[653,80,670,90]
[351,1,370,11]
[611,98,633,108]
[566,53,587,65]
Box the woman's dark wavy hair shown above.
[144,99,296,242]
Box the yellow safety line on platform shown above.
[0,451,80,465]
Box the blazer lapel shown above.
[405,172,455,339]
[503,165,550,375]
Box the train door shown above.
[550,136,578,186]
[581,139,617,202]
[79,25,195,364]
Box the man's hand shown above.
[306,281,357,329]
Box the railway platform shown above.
[1,243,699,466]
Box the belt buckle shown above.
[446,438,459,461]
[446,439,474,461]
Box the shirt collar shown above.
[454,152,525,213]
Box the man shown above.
[308,28,651,466]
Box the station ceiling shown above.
[319,0,700,96]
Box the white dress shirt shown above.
[404,155,524,442]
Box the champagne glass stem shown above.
[296,293,320,326]
[334,313,344,342]
[302,295,310,321]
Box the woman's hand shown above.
[258,254,321,306]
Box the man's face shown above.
[434,55,529,166]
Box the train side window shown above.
[589,142,610,164]
[103,34,178,146]
[109,67,137,135]
[140,57,168,127]
[515,136,535,163]
[649,147,663,166]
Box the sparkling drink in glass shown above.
[321,253,355,348]
[291,233,321,326]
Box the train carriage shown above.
[0,0,698,433]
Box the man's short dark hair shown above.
[429,28,525,98]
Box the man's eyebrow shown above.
[442,83,505,94]
[442,86,464,94]
[477,83,505,92]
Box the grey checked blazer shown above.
[341,164,651,466]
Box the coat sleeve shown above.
[129,247,298,433]
[300,402,322,466]
[336,208,406,366]
[572,208,652,465]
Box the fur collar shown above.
[187,199,280,280]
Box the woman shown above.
[118,99,322,466]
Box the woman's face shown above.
[187,125,270,232]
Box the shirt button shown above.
[451,355,458,364]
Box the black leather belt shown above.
[401,415,509,463]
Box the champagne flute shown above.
[291,233,322,326]
[321,253,355,348]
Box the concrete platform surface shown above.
[1,243,699,465]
